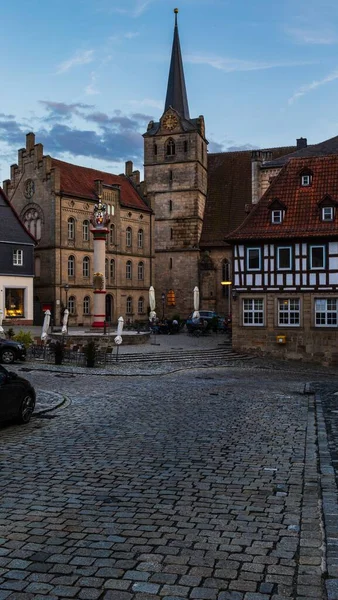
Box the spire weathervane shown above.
[174,7,178,26]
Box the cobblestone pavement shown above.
[0,365,332,599]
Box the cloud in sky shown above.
[129,98,163,111]
[85,72,100,96]
[56,50,94,74]
[39,101,94,121]
[285,26,337,45]
[186,54,315,73]
[288,69,338,104]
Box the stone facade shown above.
[3,133,154,327]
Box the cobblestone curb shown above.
[34,390,70,415]
[316,392,338,599]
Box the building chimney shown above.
[125,161,133,177]
[297,137,307,150]
[26,132,35,152]
[251,151,263,205]
[131,170,140,186]
[94,179,103,198]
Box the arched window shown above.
[83,256,90,278]
[110,259,115,281]
[68,218,75,240]
[154,144,158,156]
[34,256,41,278]
[105,258,109,282]
[83,296,90,315]
[82,220,89,241]
[166,138,175,156]
[138,262,144,280]
[68,255,75,277]
[126,296,133,314]
[138,229,144,249]
[109,224,115,245]
[169,257,173,270]
[126,227,132,248]
[23,209,42,241]
[138,297,144,314]
[126,260,132,280]
[68,295,76,314]
[169,200,173,212]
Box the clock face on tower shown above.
[24,179,35,199]
[163,113,179,131]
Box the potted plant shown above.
[83,340,96,368]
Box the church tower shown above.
[144,8,208,317]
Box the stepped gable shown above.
[264,134,338,168]
[200,145,295,248]
[51,158,150,212]
[227,154,338,241]
[0,187,36,244]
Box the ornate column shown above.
[90,180,110,328]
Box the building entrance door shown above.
[105,294,114,323]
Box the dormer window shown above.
[299,168,313,187]
[322,207,334,221]
[272,210,283,224]
[301,174,311,186]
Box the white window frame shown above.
[126,227,132,248]
[322,207,334,222]
[243,298,264,326]
[272,210,283,224]
[278,298,300,327]
[247,247,261,271]
[68,295,76,315]
[138,229,144,249]
[68,218,75,240]
[68,255,75,277]
[82,220,89,241]
[310,245,325,270]
[109,224,115,245]
[126,296,133,314]
[126,261,132,280]
[82,256,90,278]
[13,249,23,266]
[83,296,90,315]
[138,262,144,281]
[138,297,144,314]
[277,246,292,270]
[301,174,311,187]
[315,298,338,327]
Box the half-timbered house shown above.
[227,155,338,365]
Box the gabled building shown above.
[227,155,338,365]
[3,136,153,326]
[0,187,35,325]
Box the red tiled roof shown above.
[51,158,151,212]
[200,146,295,248]
[227,155,338,241]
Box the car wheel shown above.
[18,394,35,424]
[1,349,15,364]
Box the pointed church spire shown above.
[164,8,190,120]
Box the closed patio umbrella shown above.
[149,286,156,321]
[115,316,124,362]
[0,309,4,337]
[61,309,69,335]
[192,286,200,319]
[41,309,51,342]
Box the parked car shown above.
[186,310,219,333]
[0,365,36,424]
[0,339,26,364]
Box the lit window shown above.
[322,207,334,221]
[301,174,311,186]
[277,247,292,270]
[68,255,75,277]
[68,217,75,240]
[138,262,144,280]
[272,210,283,224]
[126,261,132,280]
[138,229,144,249]
[126,227,132,248]
[315,298,338,326]
[247,248,261,271]
[5,288,25,318]
[138,297,144,314]
[83,296,90,315]
[126,296,133,314]
[278,298,300,326]
[83,256,90,278]
[310,245,325,269]
[82,220,89,241]
[13,249,23,266]
[243,299,264,326]
[68,295,76,315]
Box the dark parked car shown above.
[0,365,36,424]
[186,310,219,333]
[0,339,26,364]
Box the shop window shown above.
[5,288,25,318]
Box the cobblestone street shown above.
[0,364,335,599]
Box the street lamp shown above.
[221,280,232,318]
[161,292,165,320]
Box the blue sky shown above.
[1,0,338,180]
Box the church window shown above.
[169,200,173,212]
[169,170,173,181]
[35,256,41,278]
[126,227,132,248]
[68,255,75,277]
[68,218,75,240]
[23,209,42,241]
[154,144,158,156]
[138,229,144,249]
[166,138,176,156]
[83,296,90,315]
[126,296,133,314]
[83,256,90,278]
[82,220,89,241]
[184,141,188,153]
[126,260,132,280]
[109,224,115,244]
